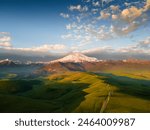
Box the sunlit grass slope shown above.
[0,72,150,112]
[47,72,109,112]
[47,72,150,112]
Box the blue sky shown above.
[0,0,71,47]
[0,0,150,61]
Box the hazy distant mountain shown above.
[0,59,46,67]
[0,59,17,67]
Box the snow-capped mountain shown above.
[0,59,46,67]
[0,59,11,63]
[51,52,99,63]
[0,59,16,65]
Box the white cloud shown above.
[81,44,150,60]
[84,25,114,40]
[0,32,66,52]
[110,5,119,11]
[60,13,70,18]
[0,36,11,42]
[112,14,118,20]
[76,16,81,22]
[84,0,90,3]
[0,32,10,35]
[82,46,113,54]
[144,0,150,11]
[121,6,142,23]
[79,35,92,46]
[66,24,72,30]
[102,0,113,5]
[118,46,149,54]
[70,35,92,51]
[30,44,66,52]
[69,5,88,12]
[4,44,66,53]
[109,3,150,36]
[60,0,150,53]
[69,5,81,11]
[61,34,73,39]
[0,32,12,48]
[99,11,110,19]
[110,21,140,36]
[92,1,100,7]
[118,36,150,54]
[124,2,130,7]
[65,23,77,30]
[137,36,150,49]
[81,36,150,58]
[0,42,11,47]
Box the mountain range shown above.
[0,59,17,67]
[1,52,150,73]
[42,53,150,73]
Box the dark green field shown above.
[0,71,150,113]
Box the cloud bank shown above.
[60,0,150,52]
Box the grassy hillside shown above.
[47,72,150,112]
[0,72,149,112]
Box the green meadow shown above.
[0,71,150,113]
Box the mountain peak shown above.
[0,59,13,63]
[51,52,99,63]
[0,59,17,66]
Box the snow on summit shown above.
[51,52,99,63]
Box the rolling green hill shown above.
[0,71,149,112]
